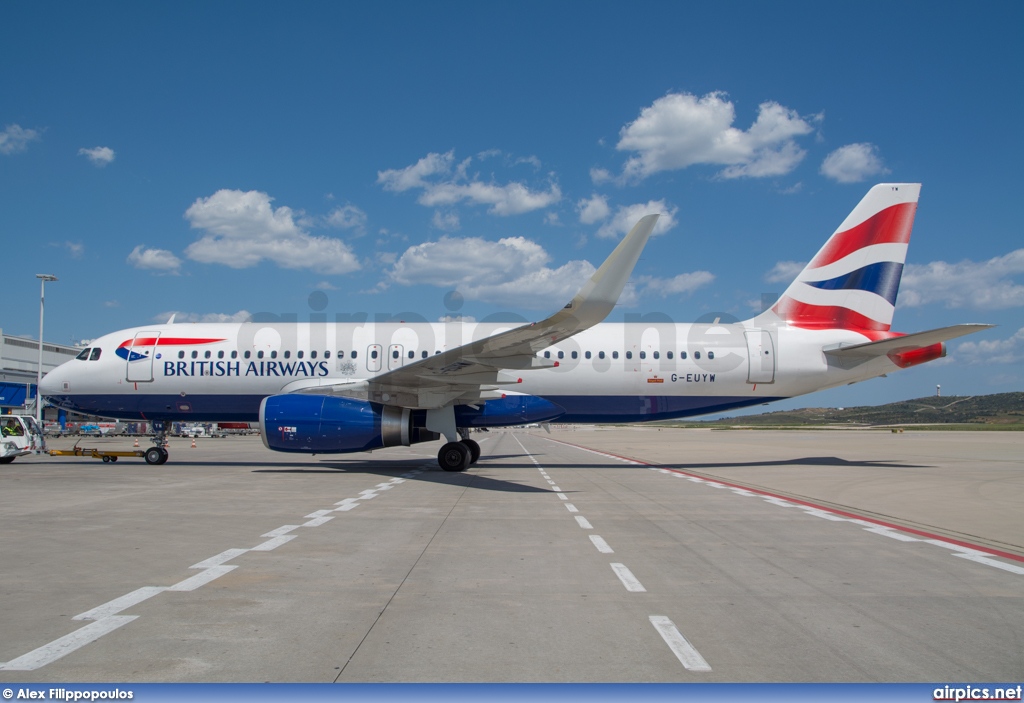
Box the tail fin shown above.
[760,183,921,332]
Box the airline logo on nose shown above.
[115,337,226,362]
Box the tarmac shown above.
[0,428,1021,682]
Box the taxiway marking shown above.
[649,616,712,672]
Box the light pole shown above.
[36,274,58,429]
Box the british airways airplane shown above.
[41,184,990,470]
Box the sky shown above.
[2,1,1022,411]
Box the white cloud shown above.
[78,146,115,167]
[820,143,889,183]
[378,150,561,216]
[595,200,678,239]
[385,235,596,308]
[900,249,1024,309]
[0,124,41,154]
[764,260,806,284]
[432,209,461,231]
[577,194,610,224]
[590,167,613,185]
[325,204,367,233]
[184,189,360,275]
[127,245,182,274]
[954,327,1024,365]
[617,92,814,181]
[636,271,715,297]
[154,310,253,324]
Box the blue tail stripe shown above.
[805,261,904,306]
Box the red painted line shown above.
[541,435,1024,564]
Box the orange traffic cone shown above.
[133,438,139,447]
[191,438,197,448]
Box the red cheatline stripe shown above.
[541,435,1024,564]
[809,202,917,269]
[119,337,226,348]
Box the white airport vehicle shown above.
[39,184,990,471]
[0,415,46,464]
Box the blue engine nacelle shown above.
[260,395,431,454]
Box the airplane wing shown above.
[284,214,660,408]
[823,323,994,367]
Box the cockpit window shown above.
[76,348,91,360]
[89,348,102,361]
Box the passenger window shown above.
[351,351,357,359]
[585,351,592,359]
[371,350,378,359]
[284,351,290,359]
[422,351,428,359]
[204,350,211,359]
[708,351,715,360]
[571,351,578,359]
[325,351,332,358]
[231,350,238,359]
[76,348,91,360]
[90,348,102,361]
[694,351,701,360]
[612,351,619,359]
[557,351,564,359]
[244,351,251,359]
[179,350,185,359]
[192,351,198,359]
[625,351,632,360]
[544,351,550,359]
[408,350,415,359]
[270,351,277,359]
[598,351,605,359]
[639,351,646,360]
[680,351,687,360]
[218,351,224,359]
[311,351,317,359]
[653,351,659,360]
[257,351,264,359]
[392,350,399,359]
[667,351,673,360]
[297,351,304,359]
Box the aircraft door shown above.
[744,329,775,383]
[388,344,404,371]
[126,331,160,382]
[367,344,383,373]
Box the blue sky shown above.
[3,1,1022,409]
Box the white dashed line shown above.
[590,535,614,554]
[262,525,299,537]
[73,587,167,621]
[610,563,646,592]
[167,565,238,592]
[334,503,360,512]
[649,616,712,672]
[305,510,333,518]
[556,493,568,500]
[189,548,249,569]
[953,553,1024,575]
[0,616,138,671]
[303,516,334,527]
[252,534,298,552]
[575,516,593,529]
[564,503,579,513]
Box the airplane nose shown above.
[39,369,63,397]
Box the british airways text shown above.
[162,361,330,377]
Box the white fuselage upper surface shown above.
[41,319,894,424]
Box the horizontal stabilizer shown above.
[824,323,994,363]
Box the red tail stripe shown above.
[809,202,917,269]
[772,297,891,332]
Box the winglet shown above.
[548,213,659,334]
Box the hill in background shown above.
[695,392,1024,428]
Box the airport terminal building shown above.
[0,328,82,419]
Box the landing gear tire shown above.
[157,447,169,465]
[145,447,163,465]
[438,442,471,472]
[461,438,481,464]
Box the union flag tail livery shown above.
[764,184,919,333]
[39,186,992,471]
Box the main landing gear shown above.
[437,434,481,472]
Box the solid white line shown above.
[575,516,593,529]
[590,535,614,554]
[189,548,249,569]
[801,508,849,522]
[863,526,921,542]
[763,497,796,508]
[262,525,299,537]
[953,553,1024,575]
[167,565,237,592]
[649,615,712,672]
[73,587,166,621]
[610,563,646,592]
[303,516,334,527]
[0,616,138,671]
[251,534,297,552]
[564,503,579,513]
